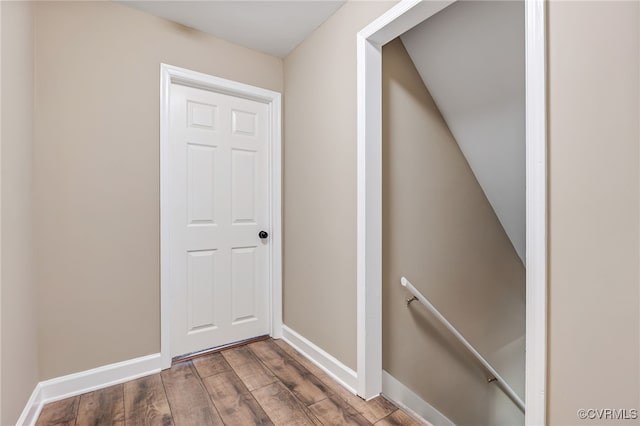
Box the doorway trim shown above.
[356,1,547,424]
[159,63,283,369]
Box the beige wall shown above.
[548,2,640,424]
[382,38,525,425]
[283,0,394,369]
[1,2,40,424]
[33,1,283,380]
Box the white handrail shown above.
[401,276,525,413]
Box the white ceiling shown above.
[118,1,345,57]
[401,0,526,263]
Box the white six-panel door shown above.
[169,82,270,357]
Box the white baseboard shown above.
[281,325,358,393]
[15,384,43,426]
[17,353,161,426]
[382,370,456,426]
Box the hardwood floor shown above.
[36,339,424,426]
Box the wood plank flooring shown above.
[36,339,424,426]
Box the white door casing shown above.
[357,1,547,424]
[161,64,282,367]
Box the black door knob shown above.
[259,231,269,239]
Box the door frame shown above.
[356,1,547,424]
[159,63,283,369]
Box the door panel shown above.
[232,110,257,136]
[187,144,217,225]
[231,246,257,324]
[170,83,270,357]
[231,149,257,223]
[187,250,217,333]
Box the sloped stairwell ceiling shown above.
[401,0,525,263]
